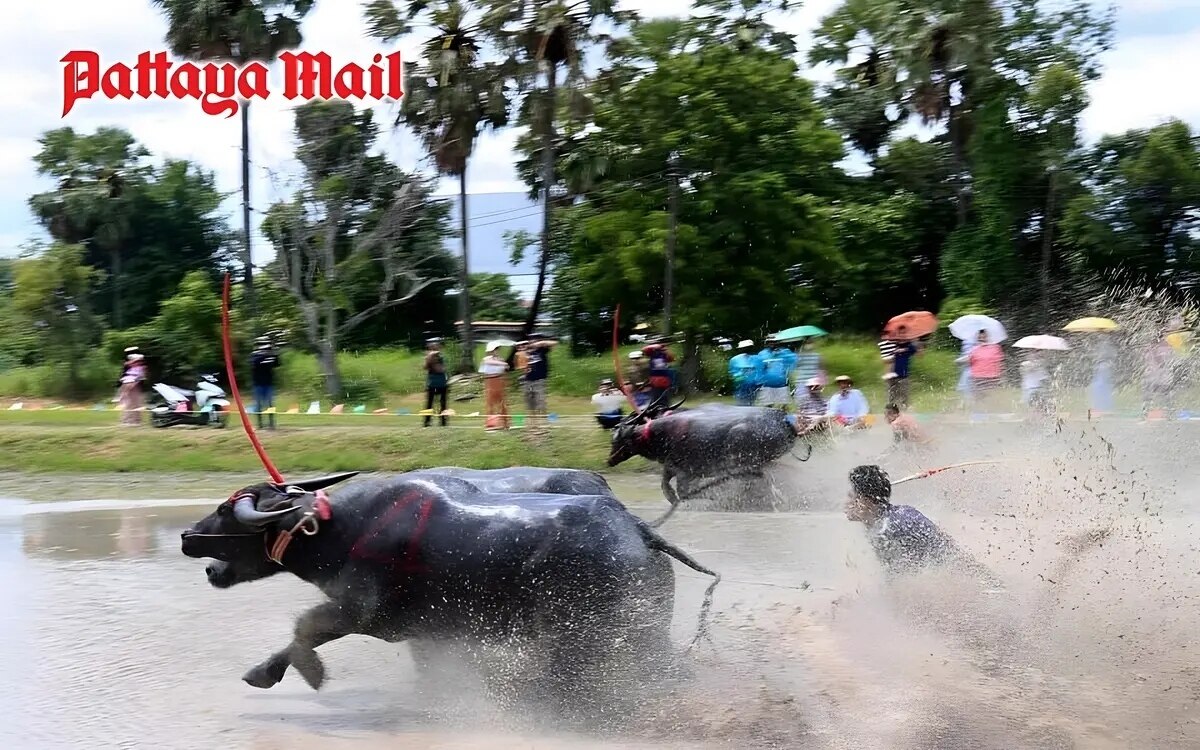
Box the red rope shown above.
[222,273,285,484]
[611,304,639,412]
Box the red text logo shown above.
[61,50,404,118]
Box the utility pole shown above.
[1040,165,1058,329]
[664,150,679,337]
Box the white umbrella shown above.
[1013,335,1070,351]
[949,314,1007,343]
[486,339,516,350]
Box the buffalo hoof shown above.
[242,663,282,689]
[291,649,326,690]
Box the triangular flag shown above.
[306,401,321,414]
[330,404,344,414]
[287,405,300,414]
[353,405,366,413]
[395,408,412,415]
[8,403,22,410]
[93,403,107,411]
[374,408,389,414]
[265,407,276,414]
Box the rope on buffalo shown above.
[676,572,812,592]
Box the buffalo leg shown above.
[650,468,683,527]
[243,602,356,690]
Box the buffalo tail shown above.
[635,521,720,648]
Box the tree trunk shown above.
[321,297,342,397]
[457,171,475,372]
[523,61,557,340]
[111,246,122,329]
[664,151,678,337]
[1040,168,1057,328]
[241,102,257,328]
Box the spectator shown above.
[795,378,829,431]
[479,343,511,431]
[827,375,869,428]
[627,350,649,387]
[118,350,146,426]
[1089,333,1115,414]
[250,336,280,430]
[592,378,626,428]
[728,340,761,406]
[885,403,928,444]
[633,382,653,409]
[523,336,557,432]
[887,338,919,407]
[792,338,824,387]
[1019,353,1049,409]
[955,336,976,407]
[757,336,796,409]
[959,330,1003,409]
[1143,333,1178,417]
[423,338,448,427]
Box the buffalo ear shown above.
[272,471,360,494]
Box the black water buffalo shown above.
[180,472,719,715]
[608,403,811,525]
[406,466,614,497]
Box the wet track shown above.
[2,420,1199,748]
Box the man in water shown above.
[844,465,970,574]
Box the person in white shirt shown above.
[592,379,627,428]
[479,343,511,430]
[826,375,869,428]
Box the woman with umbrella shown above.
[479,341,512,431]
[1014,335,1069,416]
[950,315,1006,411]
[1064,318,1119,414]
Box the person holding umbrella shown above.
[728,340,761,406]
[958,329,1004,411]
[950,315,1007,411]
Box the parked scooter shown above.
[149,374,229,428]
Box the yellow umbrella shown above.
[1063,317,1118,332]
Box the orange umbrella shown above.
[883,311,938,340]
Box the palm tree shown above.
[367,0,512,371]
[479,0,633,338]
[150,0,314,322]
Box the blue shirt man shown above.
[757,345,797,388]
[249,338,280,429]
[728,341,761,405]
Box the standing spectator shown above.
[423,338,448,427]
[645,341,676,403]
[792,338,824,387]
[591,379,626,428]
[250,336,280,430]
[523,336,557,432]
[827,375,869,428]
[118,351,146,426]
[887,338,919,407]
[1019,353,1049,409]
[757,337,796,409]
[1142,333,1177,417]
[959,330,1004,410]
[956,336,977,408]
[479,343,511,431]
[728,340,761,405]
[1089,334,1115,414]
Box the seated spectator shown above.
[827,375,869,428]
[795,377,828,418]
[591,379,626,429]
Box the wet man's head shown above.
[884,403,901,423]
[846,464,891,522]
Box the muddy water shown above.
[2,420,1199,748]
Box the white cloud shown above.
[0,0,1196,261]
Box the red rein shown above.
[611,304,639,412]
[221,273,285,484]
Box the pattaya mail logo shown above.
[61,51,404,118]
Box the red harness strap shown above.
[266,490,331,565]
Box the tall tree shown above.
[151,0,314,322]
[479,0,634,338]
[261,101,454,396]
[10,243,103,397]
[366,0,512,371]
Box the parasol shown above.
[949,314,1007,343]
[1063,317,1118,332]
[1013,335,1070,351]
[772,325,828,343]
[882,311,938,340]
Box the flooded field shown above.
[1,419,1199,748]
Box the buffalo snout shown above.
[206,561,238,588]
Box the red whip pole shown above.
[892,460,1008,486]
[222,273,285,484]
[612,304,639,411]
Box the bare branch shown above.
[337,274,454,335]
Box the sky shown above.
[0,0,1197,298]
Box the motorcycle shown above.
[149,374,230,428]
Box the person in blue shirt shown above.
[826,375,869,427]
[886,338,920,407]
[728,340,761,405]
[756,337,797,409]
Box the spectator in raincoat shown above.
[728,340,761,405]
[757,337,797,409]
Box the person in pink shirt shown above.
[957,330,1004,408]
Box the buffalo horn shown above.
[233,496,297,526]
[667,395,686,411]
[273,471,360,494]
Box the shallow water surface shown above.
[1,420,1198,748]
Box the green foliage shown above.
[467,273,524,320]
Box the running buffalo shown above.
[406,465,614,497]
[180,472,719,713]
[608,403,812,525]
